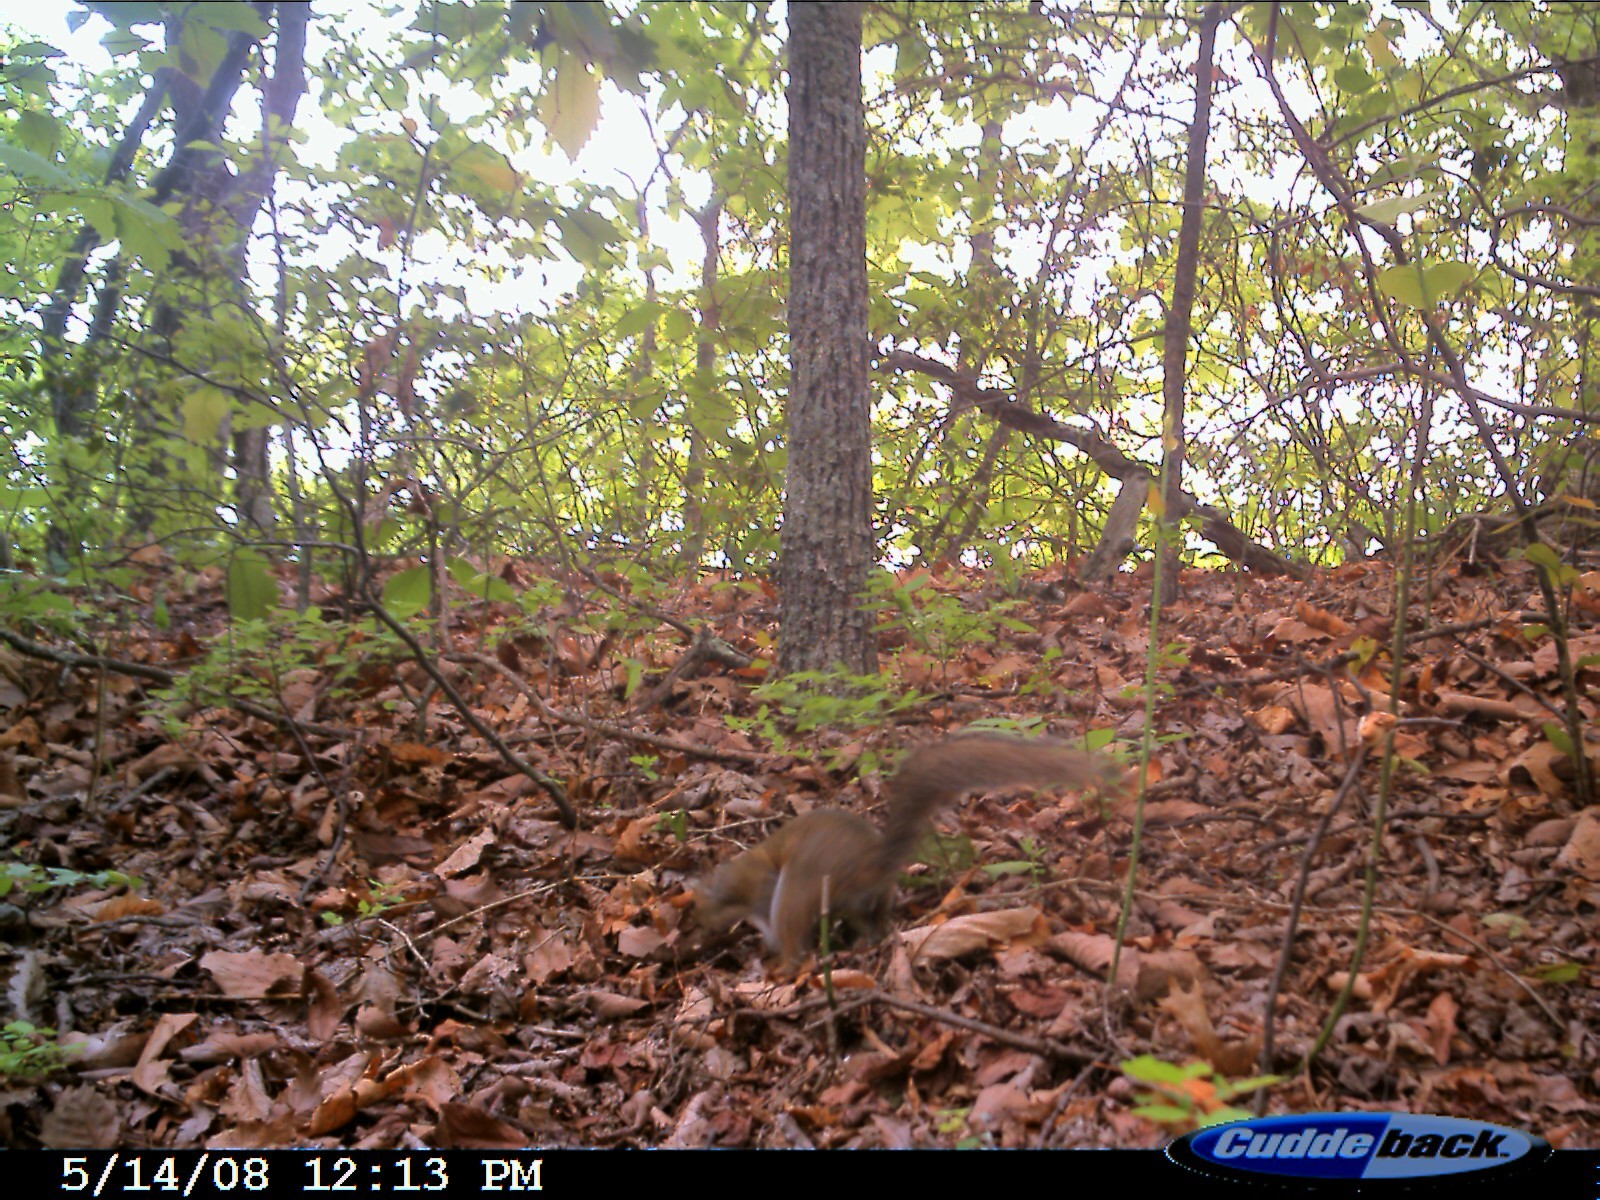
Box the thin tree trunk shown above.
[683,195,723,570]
[1157,3,1223,606]
[233,2,309,534]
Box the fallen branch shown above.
[878,348,1305,577]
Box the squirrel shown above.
[694,733,1115,964]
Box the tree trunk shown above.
[683,195,723,570]
[1156,3,1223,606]
[233,2,310,534]
[777,2,875,675]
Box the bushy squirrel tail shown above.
[875,734,1116,871]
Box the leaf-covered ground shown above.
[0,556,1596,1148]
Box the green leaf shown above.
[1131,1104,1193,1123]
[442,557,517,604]
[539,56,603,158]
[1334,64,1375,92]
[1355,192,1432,223]
[181,386,228,444]
[1084,727,1117,751]
[1348,634,1379,668]
[1365,155,1431,189]
[443,557,478,587]
[1198,1106,1256,1128]
[100,28,153,55]
[192,2,270,36]
[454,142,520,194]
[371,517,403,551]
[613,302,663,338]
[1375,265,1424,306]
[1542,721,1574,756]
[1375,260,1477,308]
[1121,1054,1204,1085]
[1366,32,1399,69]
[1481,912,1529,939]
[15,110,59,155]
[383,565,432,618]
[1423,260,1475,294]
[0,139,72,187]
[226,551,277,621]
[8,40,63,58]
[1520,542,1562,571]
[1525,961,1580,985]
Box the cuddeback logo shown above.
[1168,1113,1551,1188]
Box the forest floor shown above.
[0,552,1596,1149]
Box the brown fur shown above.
[695,734,1115,964]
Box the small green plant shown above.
[1,861,143,897]
[655,809,688,842]
[982,835,1050,883]
[740,669,924,734]
[1524,961,1581,985]
[869,571,1033,680]
[149,607,405,737]
[630,753,661,782]
[0,1021,83,1079]
[321,879,409,925]
[1122,1055,1281,1131]
[906,829,977,883]
[722,704,796,755]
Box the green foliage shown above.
[1519,542,1580,588]
[0,574,77,622]
[1121,1055,1282,1132]
[870,572,1034,676]
[654,808,688,842]
[226,550,279,622]
[149,608,404,735]
[730,670,925,747]
[1524,961,1581,985]
[0,860,142,897]
[980,835,1049,883]
[0,3,1592,607]
[320,879,409,926]
[0,1021,82,1080]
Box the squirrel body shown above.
[695,734,1113,963]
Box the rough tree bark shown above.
[777,2,876,675]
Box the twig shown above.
[360,593,576,826]
[868,993,1098,1067]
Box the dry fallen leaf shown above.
[38,1085,123,1149]
[901,907,1047,962]
[1555,809,1600,881]
[200,950,303,999]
